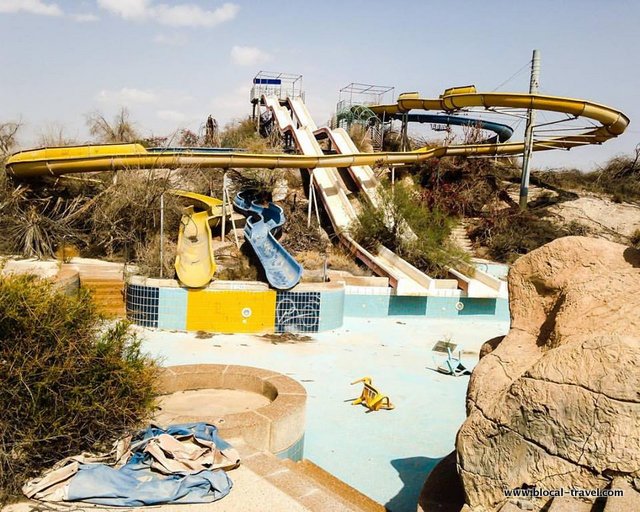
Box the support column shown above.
[519,49,541,209]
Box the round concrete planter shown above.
[158,364,306,457]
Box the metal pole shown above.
[520,49,540,209]
[227,185,240,249]
[307,171,314,227]
[312,185,321,225]
[221,174,227,242]
[159,193,164,278]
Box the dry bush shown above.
[228,168,287,197]
[326,248,370,276]
[279,199,329,255]
[538,145,640,202]
[37,123,77,146]
[88,170,182,258]
[214,244,260,281]
[136,233,177,279]
[295,250,325,270]
[86,107,139,143]
[469,210,590,263]
[2,195,86,258]
[221,117,282,153]
[348,124,373,152]
[0,122,20,157]
[0,275,158,499]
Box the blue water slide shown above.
[381,113,514,143]
[233,191,303,290]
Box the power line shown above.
[492,59,533,92]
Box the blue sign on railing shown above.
[253,78,282,85]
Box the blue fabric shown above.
[66,423,234,506]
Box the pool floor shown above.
[140,316,509,511]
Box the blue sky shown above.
[0,0,638,170]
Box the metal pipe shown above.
[519,49,540,209]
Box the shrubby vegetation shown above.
[0,275,158,499]
[538,147,640,202]
[350,182,468,278]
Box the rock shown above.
[417,451,465,512]
[456,237,640,511]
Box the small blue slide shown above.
[233,191,303,290]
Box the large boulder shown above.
[456,236,640,511]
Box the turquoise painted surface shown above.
[388,295,428,316]
[425,297,460,318]
[494,298,510,322]
[475,262,509,280]
[275,434,305,462]
[158,287,188,330]
[344,294,390,317]
[319,290,345,331]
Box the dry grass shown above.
[136,233,177,279]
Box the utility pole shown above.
[159,193,164,278]
[519,49,540,209]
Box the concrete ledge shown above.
[158,364,306,456]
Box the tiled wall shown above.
[126,282,509,333]
[126,284,159,328]
[275,291,321,333]
[186,289,276,333]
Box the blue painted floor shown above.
[140,316,509,511]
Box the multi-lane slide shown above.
[233,190,303,290]
[271,95,436,295]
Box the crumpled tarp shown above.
[23,423,241,506]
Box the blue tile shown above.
[458,298,497,316]
[158,288,188,330]
[344,295,390,317]
[318,290,344,331]
[388,296,428,316]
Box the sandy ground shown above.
[154,389,271,425]
[549,196,640,241]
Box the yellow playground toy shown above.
[351,377,394,412]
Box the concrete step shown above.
[82,279,124,288]
[450,222,474,254]
[230,438,376,512]
[296,459,385,512]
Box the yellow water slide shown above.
[6,87,628,179]
[169,189,224,288]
